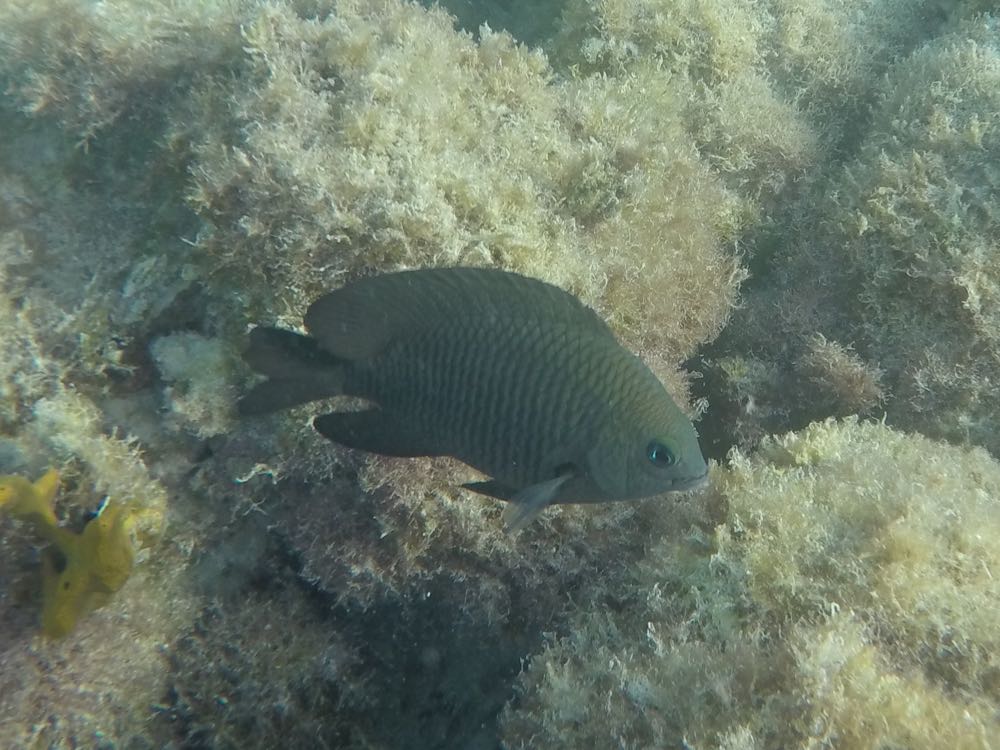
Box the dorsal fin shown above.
[303,267,615,360]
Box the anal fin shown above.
[462,480,517,501]
[240,377,336,416]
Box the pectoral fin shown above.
[501,474,572,533]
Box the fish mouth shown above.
[671,471,710,492]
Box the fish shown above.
[239,267,708,530]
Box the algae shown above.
[502,419,1000,748]
[0,0,997,747]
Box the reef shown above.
[699,13,1000,457]
[502,419,1000,748]
[0,0,997,747]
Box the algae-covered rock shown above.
[0,0,248,141]
[502,419,1000,748]
[700,15,1000,457]
[181,0,744,362]
[5,0,996,747]
[151,331,239,438]
[827,17,1000,452]
[547,0,951,204]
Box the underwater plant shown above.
[2,0,996,747]
[502,418,1000,748]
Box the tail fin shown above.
[238,327,345,415]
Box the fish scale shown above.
[368,316,584,483]
[239,267,708,529]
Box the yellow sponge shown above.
[0,469,137,638]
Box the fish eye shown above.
[646,440,677,468]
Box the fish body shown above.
[240,268,707,529]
